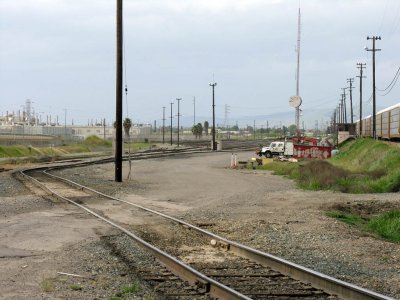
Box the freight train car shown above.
[355,103,400,139]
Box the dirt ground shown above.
[0,151,399,299]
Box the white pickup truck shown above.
[258,141,293,158]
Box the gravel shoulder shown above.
[0,151,399,299]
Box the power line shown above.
[379,72,400,96]
[376,66,400,93]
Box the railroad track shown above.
[16,152,393,300]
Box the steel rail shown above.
[32,167,394,300]
[20,168,253,300]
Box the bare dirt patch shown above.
[328,200,400,218]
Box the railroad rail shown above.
[16,151,393,300]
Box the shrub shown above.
[84,135,111,147]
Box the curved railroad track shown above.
[15,150,393,300]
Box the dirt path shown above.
[0,151,399,299]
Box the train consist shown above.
[355,102,400,139]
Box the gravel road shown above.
[0,151,399,299]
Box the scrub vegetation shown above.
[0,135,112,158]
[259,138,400,193]
[326,205,400,243]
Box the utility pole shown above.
[170,102,173,146]
[162,106,166,144]
[336,106,340,146]
[115,0,123,182]
[103,118,106,139]
[341,88,347,123]
[333,110,336,134]
[356,63,366,136]
[295,7,302,136]
[253,120,256,140]
[64,108,67,140]
[209,82,217,151]
[176,98,181,147]
[366,36,381,139]
[347,78,354,123]
[193,96,195,126]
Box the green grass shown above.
[124,142,157,151]
[327,209,400,243]
[0,144,90,158]
[84,135,112,147]
[120,281,142,294]
[258,138,400,193]
[326,211,366,226]
[368,210,400,242]
[0,136,113,159]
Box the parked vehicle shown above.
[257,141,293,158]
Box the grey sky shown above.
[1,0,399,128]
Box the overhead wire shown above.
[376,66,400,95]
[389,0,400,35]
[123,18,129,118]
[122,12,132,180]
[377,0,390,34]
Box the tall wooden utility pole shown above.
[341,88,347,123]
[193,96,196,126]
[295,7,301,136]
[347,78,354,123]
[170,102,173,145]
[366,36,381,139]
[115,0,123,182]
[162,106,165,144]
[209,82,217,151]
[176,98,181,147]
[356,63,366,135]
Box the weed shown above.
[40,278,56,292]
[69,283,82,290]
[327,209,400,243]
[84,135,112,147]
[259,139,400,193]
[326,211,366,226]
[120,281,142,294]
[298,160,349,189]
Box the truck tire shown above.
[265,151,272,158]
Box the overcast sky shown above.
[1,0,399,128]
